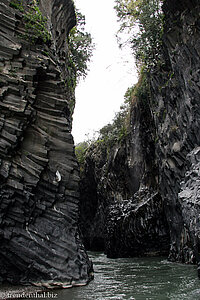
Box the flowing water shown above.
[57,252,200,300]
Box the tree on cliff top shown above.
[68,10,94,81]
[115,0,164,69]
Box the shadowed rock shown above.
[79,0,200,275]
[0,0,92,287]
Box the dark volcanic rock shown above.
[177,147,200,265]
[0,0,92,287]
[80,0,200,274]
[150,0,200,264]
[80,92,169,256]
[105,189,170,258]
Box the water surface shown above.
[57,252,200,300]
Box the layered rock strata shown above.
[0,0,92,287]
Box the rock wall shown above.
[80,96,170,256]
[150,0,200,264]
[105,190,170,258]
[80,0,200,271]
[0,0,92,287]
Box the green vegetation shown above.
[68,11,94,81]
[8,67,19,78]
[66,10,94,114]
[75,0,166,167]
[96,89,133,148]
[115,0,164,69]
[159,71,175,91]
[95,68,153,151]
[24,4,50,44]
[75,141,89,171]
[41,50,49,57]
[75,87,133,163]
[10,0,51,44]
[10,0,24,11]
[134,69,150,105]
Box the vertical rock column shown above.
[0,0,92,287]
[150,0,200,264]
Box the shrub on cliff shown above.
[96,90,133,148]
[68,11,94,81]
[115,0,164,69]
[65,9,94,113]
[75,141,89,172]
[10,0,51,44]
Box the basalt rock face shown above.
[80,97,170,256]
[80,0,200,267]
[0,0,92,287]
[150,0,200,264]
[106,190,170,258]
[178,148,200,266]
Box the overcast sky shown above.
[72,0,138,144]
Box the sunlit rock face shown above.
[80,0,200,270]
[0,0,92,287]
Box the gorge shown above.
[79,0,200,275]
[0,0,199,294]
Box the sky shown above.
[72,0,138,144]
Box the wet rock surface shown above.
[0,0,92,287]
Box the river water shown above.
[57,252,200,300]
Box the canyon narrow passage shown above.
[0,0,199,299]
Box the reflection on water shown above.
[57,252,200,300]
